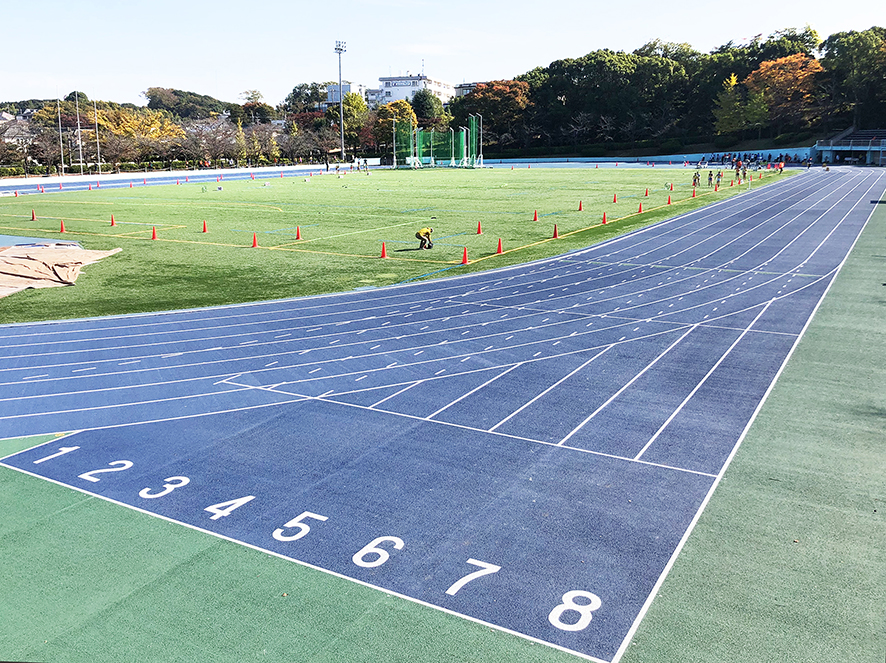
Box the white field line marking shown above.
[0,180,841,377]
[0,387,263,421]
[425,363,523,421]
[610,169,885,663]
[369,381,423,409]
[240,382,716,478]
[489,347,612,432]
[0,463,606,663]
[0,168,817,343]
[634,300,774,460]
[558,325,698,447]
[0,175,823,356]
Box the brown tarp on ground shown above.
[0,243,121,298]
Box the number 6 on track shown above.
[445,558,501,596]
[352,536,404,568]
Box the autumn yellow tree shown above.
[372,100,417,146]
[743,53,823,132]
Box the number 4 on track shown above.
[445,559,501,596]
[204,495,255,520]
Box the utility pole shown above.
[335,41,346,163]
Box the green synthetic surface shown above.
[0,167,775,324]
[1,173,882,663]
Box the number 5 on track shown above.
[445,559,501,596]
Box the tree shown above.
[372,100,417,146]
[744,53,823,132]
[410,89,443,121]
[280,82,328,114]
[234,119,247,165]
[713,74,744,134]
[326,92,368,150]
[64,91,89,104]
[449,80,531,147]
[821,28,886,127]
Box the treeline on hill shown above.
[1,26,884,175]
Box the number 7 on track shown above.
[445,559,501,596]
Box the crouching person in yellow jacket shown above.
[416,227,433,249]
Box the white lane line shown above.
[23,374,50,380]
[489,347,612,433]
[557,325,698,447]
[71,367,97,373]
[369,381,423,409]
[611,171,885,663]
[117,360,141,365]
[425,363,523,421]
[634,300,774,460]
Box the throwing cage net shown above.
[392,118,481,168]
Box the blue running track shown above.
[2,167,884,662]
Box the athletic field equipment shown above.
[59,219,65,233]
[393,116,480,168]
[552,224,559,239]
[252,233,258,248]
[380,242,387,258]
[110,215,116,226]
[151,226,157,240]
[461,247,469,264]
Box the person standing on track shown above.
[416,227,434,250]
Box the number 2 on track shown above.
[78,460,133,483]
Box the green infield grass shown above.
[0,167,785,324]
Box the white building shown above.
[376,74,455,106]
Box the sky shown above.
[2,0,882,107]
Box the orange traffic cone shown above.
[638,203,643,213]
[730,180,734,187]
[461,247,469,264]
[692,188,696,198]
[602,212,607,224]
[296,226,301,240]
[613,193,617,203]
[59,219,65,233]
[151,226,157,240]
[644,188,649,197]
[553,224,559,239]
[496,238,502,254]
[533,210,538,221]
[715,184,719,191]
[670,183,674,191]
[14,191,17,197]
[202,220,207,233]
[130,182,133,188]
[252,233,258,248]
[578,200,583,211]
[110,214,116,226]
[380,242,387,258]
[31,209,36,220]
[667,195,672,205]
[88,184,92,191]
[477,220,483,234]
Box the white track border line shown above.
[0,459,607,663]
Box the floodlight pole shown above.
[56,98,65,177]
[335,41,346,163]
[75,93,84,175]
[94,100,102,176]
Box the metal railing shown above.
[816,139,886,148]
